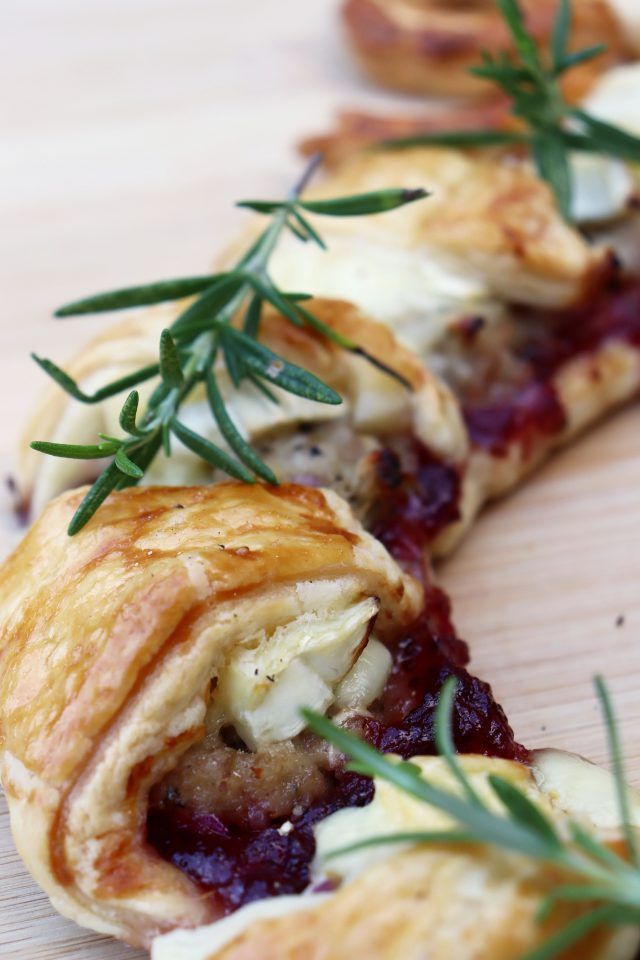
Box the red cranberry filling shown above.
[369,441,462,579]
[463,278,640,455]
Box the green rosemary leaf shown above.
[469,62,531,86]
[596,676,640,868]
[286,293,314,302]
[236,200,283,214]
[379,130,529,151]
[162,421,172,457]
[292,301,413,391]
[290,208,327,250]
[116,433,162,489]
[171,273,246,339]
[555,44,606,75]
[435,678,484,807]
[248,371,280,404]
[543,883,636,905]
[570,109,640,162]
[115,445,144,479]
[498,0,541,73]
[67,462,122,535]
[170,418,255,482]
[206,368,278,485]
[488,775,561,848]
[220,327,246,387]
[31,354,159,404]
[325,830,475,860]
[247,275,304,328]
[519,906,619,960]
[569,822,631,872]
[231,330,342,404]
[119,391,144,437]
[551,0,571,69]
[55,276,218,316]
[286,218,310,243]
[243,294,263,338]
[531,131,572,220]
[30,440,118,459]
[159,329,184,388]
[299,188,430,217]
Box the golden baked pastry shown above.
[15,297,467,527]
[341,0,633,100]
[261,147,612,311]
[152,752,640,960]
[0,482,424,947]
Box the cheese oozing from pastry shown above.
[211,596,383,750]
[583,63,640,139]
[567,63,640,225]
[151,750,640,960]
[268,236,492,356]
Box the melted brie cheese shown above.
[570,153,634,224]
[607,0,640,50]
[269,233,493,355]
[567,63,640,225]
[583,63,640,140]
[313,755,541,883]
[212,597,381,750]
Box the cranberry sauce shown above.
[463,279,640,455]
[360,584,527,763]
[463,382,565,457]
[516,278,640,376]
[370,442,462,577]
[146,587,525,915]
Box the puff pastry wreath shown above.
[341,0,634,100]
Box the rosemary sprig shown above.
[304,675,640,960]
[30,155,428,534]
[380,0,640,221]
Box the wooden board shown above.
[1,2,639,957]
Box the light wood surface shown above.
[1,2,638,957]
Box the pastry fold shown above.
[0,483,422,947]
[341,0,632,100]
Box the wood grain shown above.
[1,1,638,958]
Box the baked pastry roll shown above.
[16,297,468,538]
[0,483,522,947]
[16,266,640,567]
[152,751,640,960]
[340,0,633,100]
[0,483,416,944]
